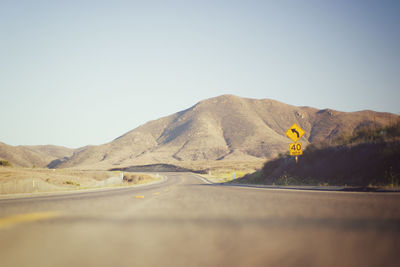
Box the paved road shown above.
[0,172,399,267]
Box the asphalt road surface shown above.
[0,172,399,267]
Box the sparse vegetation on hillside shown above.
[238,123,400,188]
[0,160,12,167]
[333,121,400,145]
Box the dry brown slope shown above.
[20,145,75,160]
[58,95,398,170]
[0,142,74,168]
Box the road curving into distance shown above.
[0,172,399,267]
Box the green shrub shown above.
[64,180,80,186]
[0,160,12,167]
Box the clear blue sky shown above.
[1,0,399,148]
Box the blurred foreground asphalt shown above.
[1,172,399,267]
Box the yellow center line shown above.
[0,211,61,229]
[152,192,160,195]
[135,195,145,199]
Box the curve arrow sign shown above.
[291,128,300,138]
[286,123,305,142]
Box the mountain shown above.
[56,95,399,170]
[0,142,75,168]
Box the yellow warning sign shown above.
[286,123,305,142]
[289,142,303,156]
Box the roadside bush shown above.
[334,121,400,146]
[0,160,12,167]
[240,121,400,187]
[245,140,400,187]
[123,173,153,183]
[63,180,80,186]
[385,121,400,139]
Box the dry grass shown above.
[201,170,248,183]
[185,160,261,183]
[0,167,159,195]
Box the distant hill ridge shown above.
[0,142,74,168]
[53,95,398,170]
[1,95,398,169]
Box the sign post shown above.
[286,123,305,163]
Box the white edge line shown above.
[193,175,213,184]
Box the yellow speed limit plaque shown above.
[289,142,302,156]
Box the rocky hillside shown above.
[0,142,74,168]
[55,95,398,170]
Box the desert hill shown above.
[0,142,74,168]
[238,122,400,187]
[55,95,398,170]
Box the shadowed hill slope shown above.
[237,123,400,187]
[57,95,398,170]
